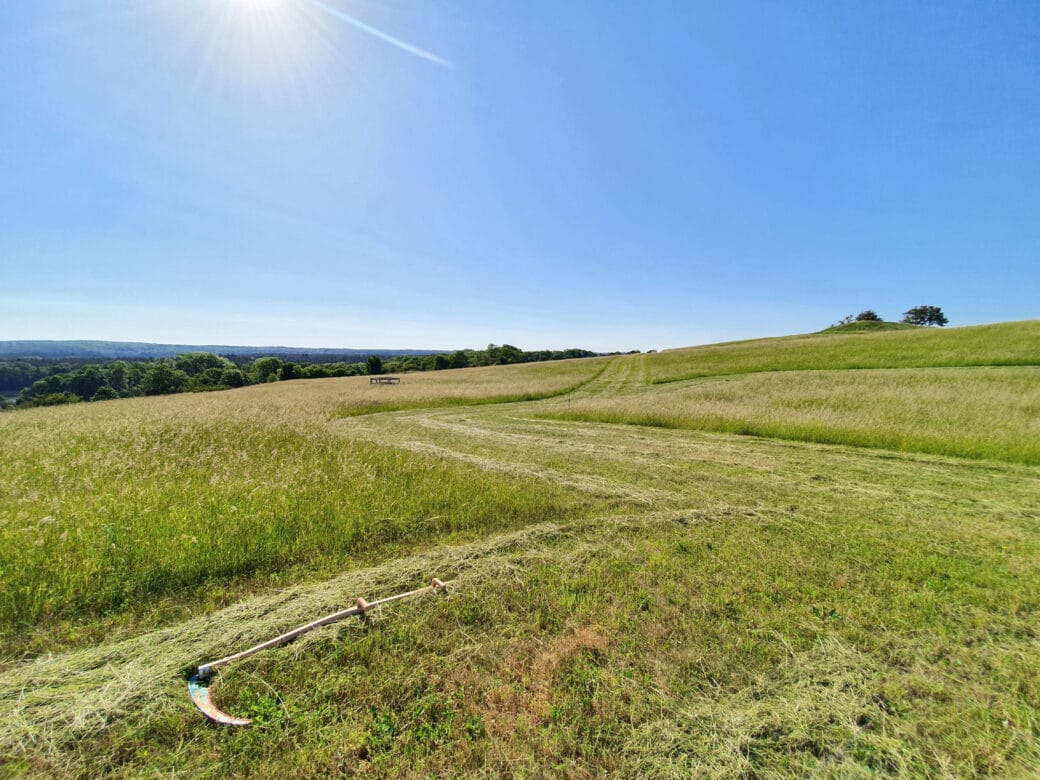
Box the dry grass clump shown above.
[624,638,890,777]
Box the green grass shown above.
[6,424,1038,777]
[647,320,1040,383]
[1,321,1038,777]
[819,320,919,333]
[0,419,585,640]
[541,366,1040,465]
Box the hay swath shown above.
[189,577,450,726]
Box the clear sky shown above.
[1,1,1037,351]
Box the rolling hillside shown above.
[1,322,1037,777]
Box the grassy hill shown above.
[818,320,919,333]
[646,320,1040,383]
[1,323,1037,776]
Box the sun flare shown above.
[154,0,336,99]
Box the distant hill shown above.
[0,340,443,362]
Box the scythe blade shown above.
[187,577,450,726]
[188,673,252,726]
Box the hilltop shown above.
[818,320,919,333]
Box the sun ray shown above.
[304,0,452,68]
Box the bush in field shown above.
[366,356,383,375]
[902,305,948,326]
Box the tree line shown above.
[2,345,602,410]
[833,305,948,327]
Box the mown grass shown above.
[329,356,611,417]
[5,422,1037,777]
[647,320,1040,383]
[541,366,1040,465]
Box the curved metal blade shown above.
[188,673,252,726]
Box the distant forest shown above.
[1,345,604,409]
[0,340,443,361]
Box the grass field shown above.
[646,320,1040,383]
[1,323,1038,777]
[542,366,1040,464]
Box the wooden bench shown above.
[369,376,401,385]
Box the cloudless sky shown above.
[1,0,1037,351]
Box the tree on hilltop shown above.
[855,310,882,322]
[901,305,948,327]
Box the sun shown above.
[153,0,337,99]
[228,0,284,8]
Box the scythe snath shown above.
[188,577,450,726]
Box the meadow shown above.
[0,358,608,650]
[1,323,1038,777]
[542,366,1040,464]
[645,320,1040,383]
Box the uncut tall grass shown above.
[542,366,1040,464]
[0,361,606,635]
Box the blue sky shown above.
[1,1,1037,351]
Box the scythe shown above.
[188,577,450,726]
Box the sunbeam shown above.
[305,0,452,68]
